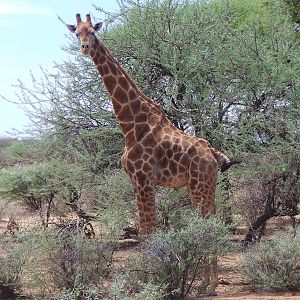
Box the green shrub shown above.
[241,230,300,291]
[4,139,45,164]
[0,226,117,299]
[51,284,103,300]
[0,161,91,226]
[24,229,116,297]
[109,274,166,300]
[121,214,231,299]
[0,234,28,295]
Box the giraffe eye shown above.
[90,32,95,36]
[75,32,79,37]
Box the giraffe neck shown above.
[89,38,165,138]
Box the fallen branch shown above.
[242,208,298,246]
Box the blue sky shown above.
[0,0,118,137]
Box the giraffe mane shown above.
[96,38,166,116]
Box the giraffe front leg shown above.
[134,183,156,235]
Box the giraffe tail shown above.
[219,157,242,172]
[211,148,242,173]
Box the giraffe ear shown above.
[66,24,76,33]
[93,22,103,32]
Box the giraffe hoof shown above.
[122,225,138,239]
[207,290,218,296]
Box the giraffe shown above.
[66,13,240,292]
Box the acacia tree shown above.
[96,0,299,150]
[13,59,124,172]
[14,0,300,154]
[96,0,300,232]
[0,160,90,227]
[10,0,300,236]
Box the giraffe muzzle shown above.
[80,43,90,55]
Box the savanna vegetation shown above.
[0,0,299,299]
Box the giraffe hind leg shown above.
[188,184,216,216]
[188,176,218,293]
[134,183,156,235]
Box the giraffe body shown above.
[67,14,232,234]
[66,13,239,293]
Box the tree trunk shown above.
[242,208,276,246]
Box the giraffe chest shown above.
[156,174,188,188]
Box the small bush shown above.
[25,229,116,297]
[109,272,166,300]
[0,234,31,297]
[50,284,103,300]
[0,225,117,299]
[241,230,300,291]
[138,281,167,300]
[122,214,231,299]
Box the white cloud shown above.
[0,0,54,16]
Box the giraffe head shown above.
[66,14,103,55]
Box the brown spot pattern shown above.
[76,20,229,245]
